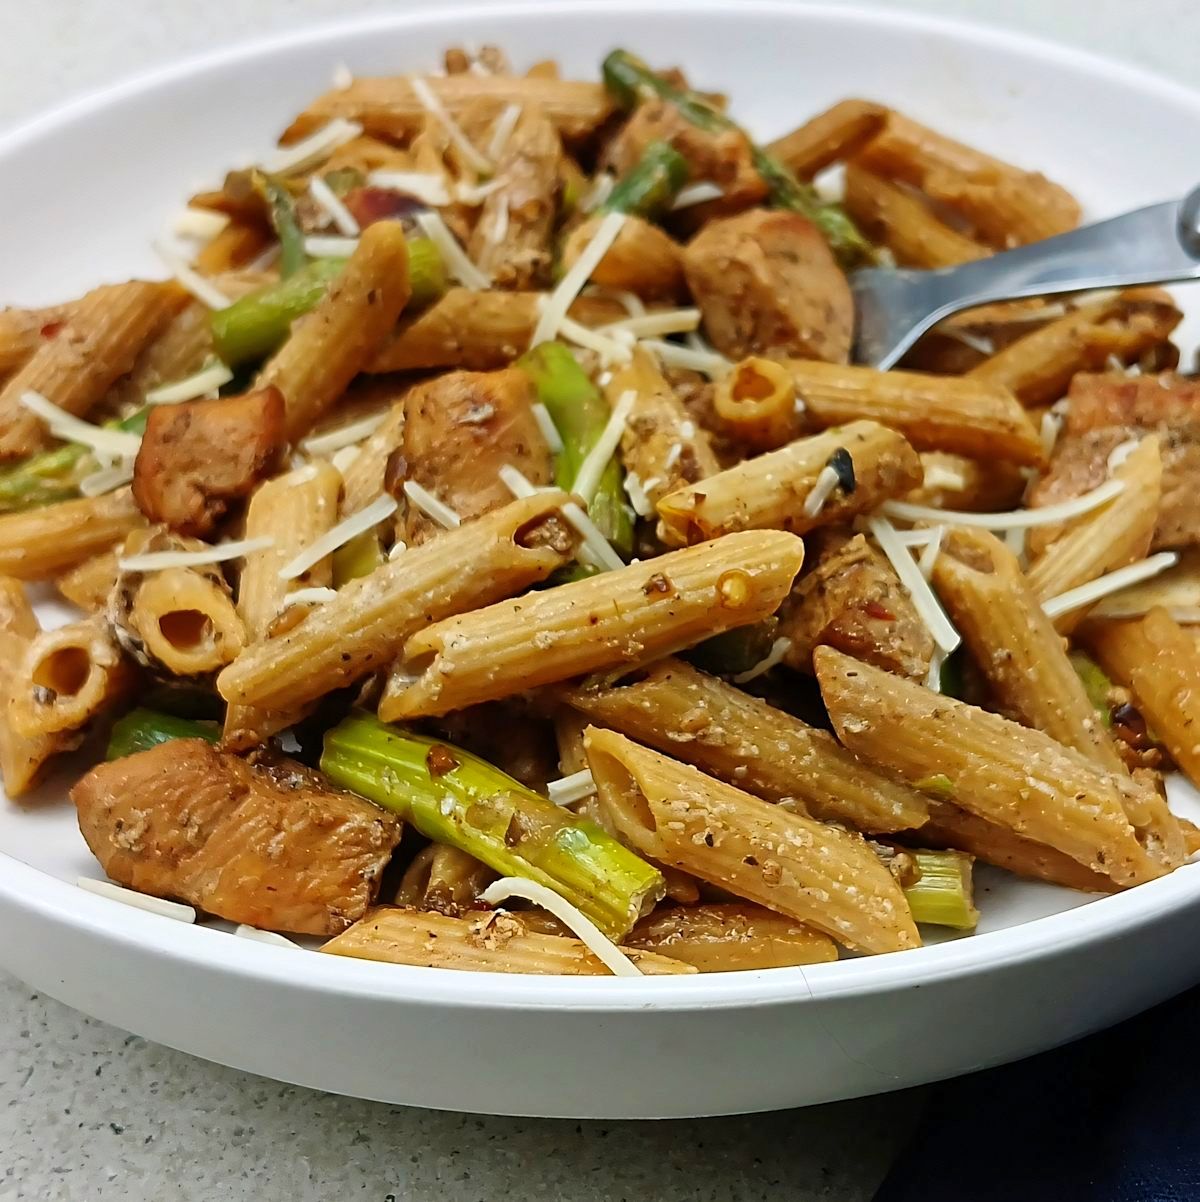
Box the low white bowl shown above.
[2,0,1200,1119]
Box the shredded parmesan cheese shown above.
[409,75,493,174]
[1107,437,1140,474]
[572,391,636,505]
[486,103,523,161]
[732,637,794,684]
[118,536,275,574]
[530,403,563,453]
[278,586,340,610]
[546,769,597,806]
[530,211,627,348]
[498,464,540,499]
[600,309,702,339]
[562,501,624,571]
[403,480,461,529]
[1042,552,1180,619]
[171,207,229,241]
[331,445,361,474]
[388,539,408,560]
[478,877,642,977]
[802,465,841,519]
[77,877,196,922]
[153,238,232,309]
[331,61,354,90]
[415,210,490,289]
[623,472,654,518]
[917,526,945,581]
[235,924,299,947]
[19,391,141,458]
[145,361,234,405]
[79,463,135,497]
[1004,525,1027,564]
[309,175,361,236]
[279,494,397,581]
[304,234,360,258]
[868,515,961,654]
[638,338,732,378]
[882,479,1125,531]
[812,163,846,204]
[581,173,616,213]
[1040,410,1063,458]
[301,412,389,456]
[941,326,995,357]
[456,177,508,206]
[925,648,945,694]
[550,309,631,364]
[261,117,362,175]
[366,170,452,206]
[670,181,725,210]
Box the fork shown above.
[851,183,1200,369]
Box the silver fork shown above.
[851,184,1200,369]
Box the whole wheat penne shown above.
[710,356,800,452]
[383,530,805,720]
[584,727,920,954]
[604,347,720,512]
[921,801,1116,893]
[223,462,342,749]
[0,302,78,375]
[561,215,685,299]
[1087,547,1200,622]
[906,452,1027,512]
[284,76,615,145]
[966,291,1182,406]
[656,421,921,546]
[903,299,1069,375]
[1083,609,1200,790]
[56,547,121,613]
[1027,435,1162,633]
[0,578,69,795]
[765,98,889,178]
[0,282,182,457]
[194,222,273,275]
[561,658,929,833]
[336,401,407,517]
[367,288,627,374]
[395,844,495,915]
[785,360,1044,465]
[554,708,591,776]
[843,162,988,269]
[258,221,410,439]
[8,616,131,739]
[856,111,1080,246]
[815,647,1182,885]
[932,528,1125,772]
[218,492,578,710]
[624,903,838,971]
[0,489,144,581]
[322,906,693,975]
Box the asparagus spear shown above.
[254,171,307,278]
[332,530,385,586]
[602,140,690,220]
[1069,651,1114,729]
[600,50,874,267]
[106,708,220,760]
[903,849,979,930]
[321,713,664,938]
[210,237,446,367]
[516,342,634,558]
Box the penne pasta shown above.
[258,221,411,439]
[765,98,889,178]
[395,844,495,915]
[217,491,578,710]
[8,616,131,740]
[784,359,1044,465]
[55,547,122,613]
[0,489,144,581]
[709,355,800,452]
[815,647,1183,886]
[0,281,182,457]
[932,528,1126,772]
[0,578,70,796]
[1082,608,1200,790]
[624,903,839,971]
[561,215,685,299]
[336,398,407,517]
[1088,547,1200,622]
[843,161,988,268]
[584,727,920,954]
[223,462,343,748]
[0,301,78,376]
[561,657,930,833]
[284,75,615,145]
[193,222,273,275]
[383,530,805,720]
[655,421,921,546]
[1026,435,1162,633]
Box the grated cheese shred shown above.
[415,211,490,289]
[1041,552,1180,619]
[19,391,141,458]
[309,175,361,236]
[546,769,598,806]
[802,466,841,519]
[868,515,961,654]
[572,390,636,505]
[409,75,493,175]
[732,637,794,684]
[145,361,234,405]
[403,480,461,529]
[278,494,397,581]
[153,238,232,310]
[301,412,389,456]
[77,877,196,922]
[261,117,362,175]
[118,536,275,574]
[882,479,1126,531]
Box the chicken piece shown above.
[468,106,563,289]
[391,367,553,545]
[561,214,685,300]
[779,531,933,680]
[131,387,286,537]
[682,208,854,364]
[1028,372,1200,554]
[602,99,767,212]
[72,739,401,935]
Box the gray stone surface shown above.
[2,1,1199,1198]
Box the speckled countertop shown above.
[2,2,1199,1198]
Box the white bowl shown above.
[3,0,1200,1120]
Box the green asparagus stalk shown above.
[516,342,634,559]
[106,708,220,760]
[902,849,979,930]
[600,50,874,267]
[254,171,307,278]
[687,620,780,677]
[602,140,690,219]
[210,237,446,367]
[332,530,385,586]
[322,167,365,197]
[321,713,663,938]
[1069,651,1114,728]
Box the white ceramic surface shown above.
[3,0,1200,1119]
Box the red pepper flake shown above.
[426,744,460,777]
[39,320,65,340]
[864,600,895,621]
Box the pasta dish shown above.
[1,46,1195,977]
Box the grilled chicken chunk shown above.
[72,739,401,935]
[779,531,934,680]
[682,208,854,364]
[391,367,553,545]
[132,386,286,537]
[1029,372,1200,554]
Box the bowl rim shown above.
[3,0,1200,1014]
